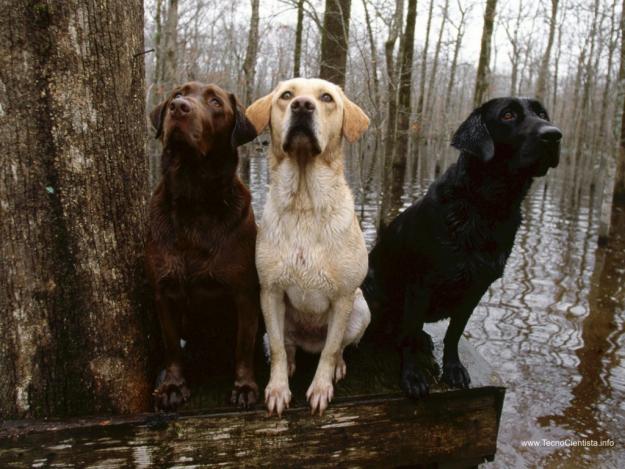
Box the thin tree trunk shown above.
[415,0,434,140]
[535,0,559,101]
[424,0,449,118]
[444,1,468,109]
[319,0,352,88]
[573,0,600,167]
[240,0,261,182]
[149,0,165,189]
[243,0,260,105]
[474,0,498,107]
[386,0,418,228]
[162,0,179,90]
[0,0,154,418]
[378,0,404,231]
[293,0,305,76]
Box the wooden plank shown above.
[0,321,506,467]
[0,388,504,467]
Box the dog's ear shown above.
[246,92,273,134]
[150,101,167,140]
[341,92,370,143]
[451,108,494,161]
[229,94,257,148]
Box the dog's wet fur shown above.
[363,97,562,398]
[146,82,260,412]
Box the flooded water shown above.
[247,147,625,468]
[1,146,624,468]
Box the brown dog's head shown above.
[245,78,369,161]
[150,81,257,156]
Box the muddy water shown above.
[247,149,625,468]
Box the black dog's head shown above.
[451,97,562,177]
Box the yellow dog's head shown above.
[246,78,369,160]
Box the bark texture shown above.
[319,0,352,88]
[535,0,559,101]
[0,0,154,418]
[293,0,305,77]
[243,0,260,105]
[473,0,497,106]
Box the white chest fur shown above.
[256,157,368,313]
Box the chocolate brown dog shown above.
[147,82,259,411]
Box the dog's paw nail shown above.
[306,379,333,415]
[265,382,291,417]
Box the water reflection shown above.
[244,147,625,467]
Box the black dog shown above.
[363,97,562,398]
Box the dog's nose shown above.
[169,98,190,117]
[538,126,562,143]
[291,97,315,114]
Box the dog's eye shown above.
[501,111,516,122]
[209,97,221,107]
[280,91,293,100]
[320,93,334,103]
[538,112,548,120]
[174,92,183,99]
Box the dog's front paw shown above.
[265,380,291,417]
[231,380,259,409]
[153,366,190,412]
[401,365,430,399]
[442,360,471,389]
[306,378,334,415]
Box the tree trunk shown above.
[378,0,404,231]
[0,0,154,418]
[445,2,468,109]
[149,0,165,189]
[613,0,625,206]
[293,0,305,76]
[383,0,418,228]
[424,0,449,119]
[535,0,559,101]
[415,0,434,141]
[319,0,352,88]
[243,0,260,105]
[599,0,625,244]
[473,0,497,107]
[240,0,261,182]
[161,0,179,90]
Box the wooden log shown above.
[0,388,504,467]
[0,322,505,467]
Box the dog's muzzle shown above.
[538,125,562,171]
[283,97,322,155]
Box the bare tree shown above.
[424,0,450,123]
[415,0,434,140]
[535,0,559,101]
[379,0,404,230]
[319,0,353,87]
[0,0,154,418]
[162,0,179,90]
[474,0,498,106]
[502,2,525,95]
[243,0,261,105]
[293,0,305,76]
[445,1,471,108]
